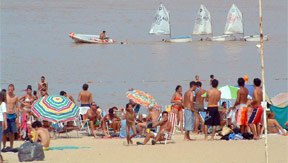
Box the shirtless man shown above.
[204,79,221,141]
[78,84,93,107]
[137,105,160,135]
[87,102,102,138]
[209,75,214,88]
[233,78,249,134]
[194,81,206,134]
[99,31,107,40]
[32,121,50,150]
[2,84,19,150]
[183,81,196,141]
[38,76,48,94]
[137,111,171,145]
[101,108,121,136]
[248,78,263,140]
[195,75,200,82]
[60,91,75,103]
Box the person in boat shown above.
[99,31,108,40]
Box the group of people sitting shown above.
[85,101,173,145]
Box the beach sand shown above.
[3,132,287,163]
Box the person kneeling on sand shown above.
[32,121,50,150]
[137,111,171,145]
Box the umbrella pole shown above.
[258,0,268,163]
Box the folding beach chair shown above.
[78,107,91,135]
[163,112,176,144]
[101,110,114,135]
[52,121,79,138]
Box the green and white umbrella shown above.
[32,95,80,123]
[202,85,251,99]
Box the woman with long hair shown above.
[171,85,184,134]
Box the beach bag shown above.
[242,132,253,140]
[18,142,45,162]
[221,127,233,136]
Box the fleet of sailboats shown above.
[149,3,268,42]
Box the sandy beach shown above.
[3,132,287,163]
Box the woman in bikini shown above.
[19,85,36,139]
[125,103,137,145]
[265,112,287,136]
[171,85,184,134]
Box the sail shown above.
[224,4,243,35]
[192,4,212,35]
[149,4,170,35]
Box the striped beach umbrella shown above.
[126,90,160,110]
[32,95,80,123]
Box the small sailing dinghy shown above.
[149,4,192,43]
[241,34,268,41]
[192,4,213,40]
[207,4,243,41]
[69,33,114,44]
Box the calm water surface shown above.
[1,0,287,110]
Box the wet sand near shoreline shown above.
[3,133,288,163]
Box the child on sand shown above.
[32,121,50,150]
[125,103,137,145]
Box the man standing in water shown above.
[233,78,249,134]
[2,84,19,151]
[194,81,206,134]
[183,81,196,141]
[38,76,48,93]
[78,84,93,107]
[204,79,221,141]
[248,78,263,140]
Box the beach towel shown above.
[270,105,288,129]
[49,146,90,150]
[119,120,135,138]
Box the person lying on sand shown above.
[137,111,171,145]
[32,121,50,150]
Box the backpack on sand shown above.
[18,141,45,162]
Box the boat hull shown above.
[69,33,114,44]
[206,35,236,41]
[241,35,268,41]
[167,36,192,43]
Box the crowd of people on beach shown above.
[0,75,287,160]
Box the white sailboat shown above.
[192,4,213,40]
[207,4,243,41]
[149,4,192,43]
[241,34,268,41]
